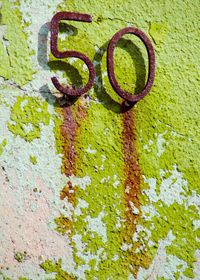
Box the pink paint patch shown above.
[0,167,74,278]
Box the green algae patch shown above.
[49,0,154,278]
[14,251,27,263]
[134,2,200,276]
[47,0,200,279]
[8,96,50,141]
[53,107,64,155]
[149,22,168,46]
[40,259,75,280]
[0,274,11,280]
[143,201,200,278]
[29,155,37,165]
[72,101,130,279]
[135,63,200,278]
[0,41,10,80]
[0,139,7,156]
[0,0,35,86]
[54,215,72,235]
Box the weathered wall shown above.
[0,0,199,279]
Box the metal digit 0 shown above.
[50,12,95,97]
[107,27,155,103]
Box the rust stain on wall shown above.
[60,100,87,204]
[122,105,141,228]
[121,105,151,274]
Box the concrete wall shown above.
[0,0,199,279]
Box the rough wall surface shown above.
[0,0,199,279]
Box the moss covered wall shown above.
[0,0,199,279]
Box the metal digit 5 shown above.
[50,12,95,97]
[107,27,155,103]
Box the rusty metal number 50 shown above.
[50,12,155,103]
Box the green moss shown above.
[0,139,7,156]
[146,202,199,275]
[53,108,64,155]
[149,22,168,46]
[0,274,11,280]
[0,40,10,80]
[174,271,180,280]
[72,99,132,277]
[14,252,26,263]
[183,267,194,278]
[2,277,11,280]
[48,0,200,279]
[8,96,50,141]
[0,0,35,86]
[29,155,37,165]
[54,215,71,235]
[136,65,200,277]
[40,259,75,280]
[50,0,152,277]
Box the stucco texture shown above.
[0,0,199,279]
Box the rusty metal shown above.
[50,12,95,97]
[107,27,155,103]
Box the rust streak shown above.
[122,104,151,275]
[122,105,141,232]
[122,106,141,228]
[60,100,87,203]
[62,105,77,177]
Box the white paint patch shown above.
[143,165,188,206]
[113,180,120,188]
[85,211,107,243]
[141,204,159,221]
[142,177,157,203]
[116,216,122,229]
[69,175,92,191]
[121,243,132,251]
[194,250,200,280]
[83,63,88,72]
[86,144,97,154]
[74,198,89,217]
[132,224,151,244]
[112,255,119,261]
[0,25,6,40]
[20,0,60,55]
[143,139,153,152]
[157,131,169,157]
[133,231,189,280]
[18,0,63,97]
[112,174,121,188]
[101,155,106,162]
[102,71,107,78]
[129,201,139,215]
[159,166,188,206]
[139,167,200,279]
[185,190,200,212]
[22,122,34,133]
[72,234,104,278]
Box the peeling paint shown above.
[0,0,199,279]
